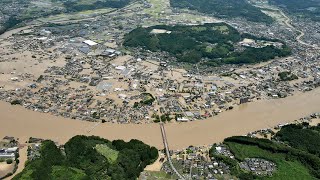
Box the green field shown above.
[62,0,132,12]
[95,144,119,164]
[226,142,316,180]
[143,171,175,180]
[50,166,88,180]
[170,0,273,23]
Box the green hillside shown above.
[13,136,158,180]
[210,135,320,179]
[170,0,273,23]
[124,23,291,66]
[270,0,320,21]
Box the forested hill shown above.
[60,0,132,12]
[13,136,158,180]
[219,134,320,179]
[270,0,320,21]
[170,0,273,23]
[276,123,320,157]
[124,23,291,66]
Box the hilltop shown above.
[124,23,291,66]
[13,136,158,180]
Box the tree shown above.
[6,159,13,164]
[11,99,22,105]
[160,115,167,122]
[133,102,139,108]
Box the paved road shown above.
[160,123,186,180]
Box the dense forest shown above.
[170,0,273,23]
[270,0,320,21]
[61,0,132,12]
[212,135,320,179]
[124,23,291,66]
[276,123,320,157]
[13,136,158,180]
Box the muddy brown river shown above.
[1,88,320,149]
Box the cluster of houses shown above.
[1,33,320,124]
[0,136,19,160]
[0,147,18,159]
[160,145,232,179]
[240,158,276,176]
[159,143,277,179]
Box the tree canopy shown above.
[124,23,291,66]
[13,136,158,180]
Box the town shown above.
[140,113,320,179]
[0,0,319,124]
[1,0,320,179]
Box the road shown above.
[255,4,319,49]
[278,10,310,47]
[160,123,185,180]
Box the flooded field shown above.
[1,88,320,150]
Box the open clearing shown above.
[95,144,119,164]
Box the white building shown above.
[83,40,98,46]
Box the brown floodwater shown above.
[1,88,320,150]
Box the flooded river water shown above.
[1,88,320,149]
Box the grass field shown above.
[143,0,170,17]
[95,144,119,164]
[51,166,88,180]
[143,171,175,180]
[226,142,316,180]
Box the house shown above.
[160,61,167,67]
[177,117,189,122]
[105,48,116,54]
[83,40,98,46]
[0,153,15,158]
[6,147,18,153]
[240,97,249,104]
[2,136,15,142]
[185,111,194,117]
[79,46,90,54]
[0,147,18,159]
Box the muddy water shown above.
[0,88,320,150]
[0,26,33,40]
